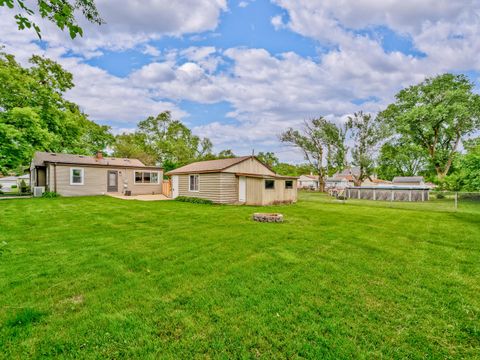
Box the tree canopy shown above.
[346,111,386,185]
[113,111,223,170]
[0,0,103,38]
[280,117,345,191]
[0,51,113,174]
[376,141,428,181]
[378,73,480,180]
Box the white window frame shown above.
[133,171,160,185]
[70,167,84,185]
[189,174,199,192]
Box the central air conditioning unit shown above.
[33,186,45,197]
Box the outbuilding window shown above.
[265,179,275,189]
[189,174,199,191]
[70,168,84,185]
[134,171,160,184]
[285,180,293,189]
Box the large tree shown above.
[112,132,157,166]
[347,111,386,186]
[442,137,480,191]
[0,51,113,174]
[113,111,214,169]
[280,117,341,191]
[379,74,480,180]
[376,141,428,181]
[0,0,103,38]
[256,152,279,168]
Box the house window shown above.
[285,180,293,189]
[265,179,275,189]
[70,168,84,185]
[189,174,199,191]
[134,171,160,184]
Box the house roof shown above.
[336,167,360,177]
[166,156,253,175]
[234,172,298,180]
[369,178,391,184]
[299,174,319,180]
[392,176,424,183]
[32,152,150,168]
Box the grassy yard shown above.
[0,193,479,359]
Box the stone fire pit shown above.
[252,213,284,223]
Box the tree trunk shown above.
[319,178,325,192]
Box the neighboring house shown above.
[30,152,163,197]
[392,176,425,187]
[325,175,355,190]
[362,178,392,186]
[298,175,319,190]
[0,174,29,192]
[166,156,298,205]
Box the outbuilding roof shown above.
[32,152,149,168]
[166,156,253,175]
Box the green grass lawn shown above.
[1,193,479,359]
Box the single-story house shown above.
[392,176,425,187]
[325,175,354,189]
[30,151,163,197]
[298,174,319,189]
[166,156,298,205]
[0,174,30,192]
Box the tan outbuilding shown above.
[30,152,163,197]
[166,156,297,205]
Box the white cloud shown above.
[271,15,285,30]
[0,0,227,57]
[142,45,161,57]
[1,1,480,161]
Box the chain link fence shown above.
[303,190,480,213]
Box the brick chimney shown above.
[96,151,103,160]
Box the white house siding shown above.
[177,172,239,204]
[51,165,163,196]
[219,173,238,203]
[178,172,222,203]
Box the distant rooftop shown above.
[392,176,424,183]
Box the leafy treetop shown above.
[0,0,103,39]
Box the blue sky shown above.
[1,0,479,161]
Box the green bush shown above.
[176,196,213,204]
[42,191,60,198]
[458,193,480,200]
[19,179,28,194]
[11,185,17,189]
[435,193,445,199]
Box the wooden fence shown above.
[162,180,171,197]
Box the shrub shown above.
[11,185,17,189]
[458,193,480,200]
[435,193,445,199]
[42,191,60,198]
[176,196,213,204]
[272,200,293,205]
[19,179,28,194]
